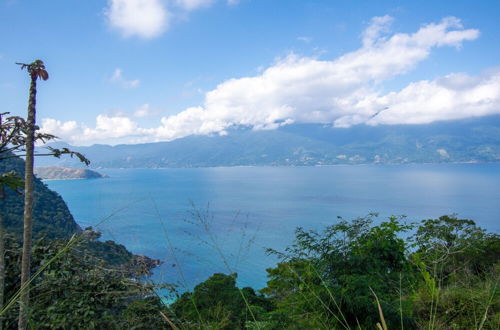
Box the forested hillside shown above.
[0,154,150,266]
[0,155,81,239]
[0,154,165,328]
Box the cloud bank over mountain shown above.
[42,16,500,145]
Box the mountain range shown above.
[36,115,500,168]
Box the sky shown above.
[1,0,499,146]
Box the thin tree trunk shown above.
[18,76,37,330]
[0,212,5,330]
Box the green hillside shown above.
[0,155,81,240]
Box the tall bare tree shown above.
[16,59,49,329]
[0,109,89,330]
[0,204,4,330]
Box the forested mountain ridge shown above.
[37,115,500,168]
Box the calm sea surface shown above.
[45,164,500,292]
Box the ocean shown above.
[45,163,500,294]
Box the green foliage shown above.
[29,242,132,329]
[0,171,23,197]
[0,235,163,329]
[410,215,500,329]
[0,155,81,240]
[167,214,498,329]
[261,260,341,329]
[172,273,273,329]
[121,296,170,329]
[263,214,417,329]
[412,215,500,279]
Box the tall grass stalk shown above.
[310,263,350,329]
[189,204,260,327]
[478,280,498,330]
[370,287,388,330]
[150,197,204,326]
[429,263,442,330]
[399,272,404,330]
[284,262,350,329]
[159,311,180,330]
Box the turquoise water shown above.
[45,164,500,292]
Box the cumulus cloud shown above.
[146,16,481,139]
[41,115,148,145]
[105,0,170,38]
[43,16,499,146]
[362,70,500,126]
[105,0,241,38]
[41,119,80,138]
[110,68,140,88]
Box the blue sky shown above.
[1,0,499,145]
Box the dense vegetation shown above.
[0,155,80,240]
[0,155,141,267]
[169,214,499,329]
[0,154,165,327]
[0,154,139,265]
[0,233,167,329]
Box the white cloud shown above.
[105,0,240,38]
[362,15,393,47]
[43,16,499,146]
[146,16,481,139]
[41,115,148,145]
[361,70,500,126]
[41,119,80,137]
[105,0,170,38]
[110,68,140,88]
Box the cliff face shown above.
[0,155,82,240]
[34,166,108,180]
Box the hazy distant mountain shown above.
[36,115,500,168]
[34,166,108,180]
